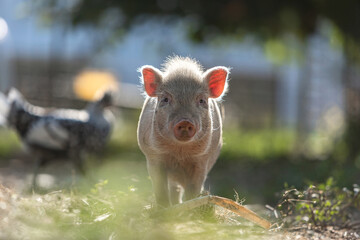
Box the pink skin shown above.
[173,119,196,141]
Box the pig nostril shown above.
[174,120,196,140]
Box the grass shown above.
[2,175,359,239]
[221,128,295,163]
[0,112,359,239]
[0,115,283,240]
[0,128,21,159]
[277,178,360,228]
[1,159,277,240]
[1,186,277,240]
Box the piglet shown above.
[137,56,230,207]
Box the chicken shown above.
[0,92,7,127]
[0,88,115,188]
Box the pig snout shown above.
[173,120,196,141]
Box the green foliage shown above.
[104,110,142,157]
[0,129,21,159]
[90,179,108,194]
[29,0,360,43]
[28,0,360,64]
[10,183,151,239]
[221,128,295,162]
[277,178,360,228]
[2,180,275,240]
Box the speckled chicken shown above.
[0,88,115,187]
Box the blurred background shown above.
[0,0,359,204]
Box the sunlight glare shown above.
[73,70,119,101]
[0,18,8,41]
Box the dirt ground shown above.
[281,226,360,240]
[0,156,80,192]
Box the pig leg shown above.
[184,170,207,201]
[169,181,183,205]
[147,161,170,207]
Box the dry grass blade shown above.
[209,196,271,229]
[159,195,271,229]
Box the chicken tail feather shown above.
[0,91,9,126]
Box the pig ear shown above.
[139,65,163,97]
[203,67,229,98]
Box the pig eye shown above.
[161,97,169,103]
[199,98,208,108]
[159,94,171,106]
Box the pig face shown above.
[140,61,229,144]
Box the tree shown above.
[30,0,360,43]
[31,0,360,161]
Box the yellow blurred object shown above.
[73,70,119,101]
